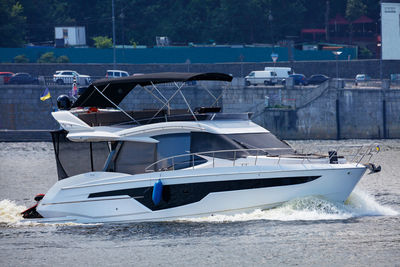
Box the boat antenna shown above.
[93,85,140,125]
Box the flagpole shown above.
[49,88,55,111]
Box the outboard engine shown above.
[21,194,44,219]
[57,95,72,110]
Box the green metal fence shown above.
[0,46,356,64]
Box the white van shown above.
[245,70,278,86]
[106,70,129,78]
[264,67,293,82]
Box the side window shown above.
[249,72,255,77]
[115,72,120,77]
[122,72,128,77]
[115,142,156,174]
[107,71,112,76]
[190,132,246,159]
[154,133,192,170]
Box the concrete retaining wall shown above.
[1,81,399,141]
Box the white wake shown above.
[0,200,83,227]
[0,199,27,225]
[183,189,398,223]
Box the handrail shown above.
[144,143,381,173]
[144,147,293,172]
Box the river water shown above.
[0,140,399,266]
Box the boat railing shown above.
[297,143,381,166]
[144,144,380,172]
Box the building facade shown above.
[381,0,400,59]
[55,27,86,47]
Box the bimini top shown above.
[72,72,233,108]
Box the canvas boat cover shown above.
[72,72,233,108]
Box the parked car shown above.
[106,70,129,78]
[245,70,278,86]
[307,74,329,85]
[288,74,308,85]
[0,72,14,84]
[8,73,39,84]
[355,74,371,82]
[53,70,91,85]
[390,74,400,84]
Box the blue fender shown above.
[152,179,163,205]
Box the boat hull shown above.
[35,164,366,223]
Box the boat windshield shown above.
[229,133,294,155]
[190,132,294,159]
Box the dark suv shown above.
[8,73,39,84]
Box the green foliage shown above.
[56,55,70,63]
[358,47,373,59]
[0,0,382,47]
[37,52,56,63]
[346,0,367,21]
[92,36,113,49]
[129,39,138,48]
[0,0,26,47]
[13,54,29,63]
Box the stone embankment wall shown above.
[0,79,399,140]
[224,81,400,139]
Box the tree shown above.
[14,54,29,63]
[37,52,57,63]
[1,0,357,47]
[346,0,367,21]
[57,55,70,63]
[0,0,26,47]
[359,47,373,59]
[92,36,113,48]
[346,0,367,44]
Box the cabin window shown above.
[154,133,194,170]
[228,133,294,155]
[114,142,156,174]
[190,132,294,158]
[190,132,247,159]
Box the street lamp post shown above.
[332,50,342,79]
[112,0,116,69]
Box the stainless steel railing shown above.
[144,144,381,173]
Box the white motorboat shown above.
[22,72,381,223]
